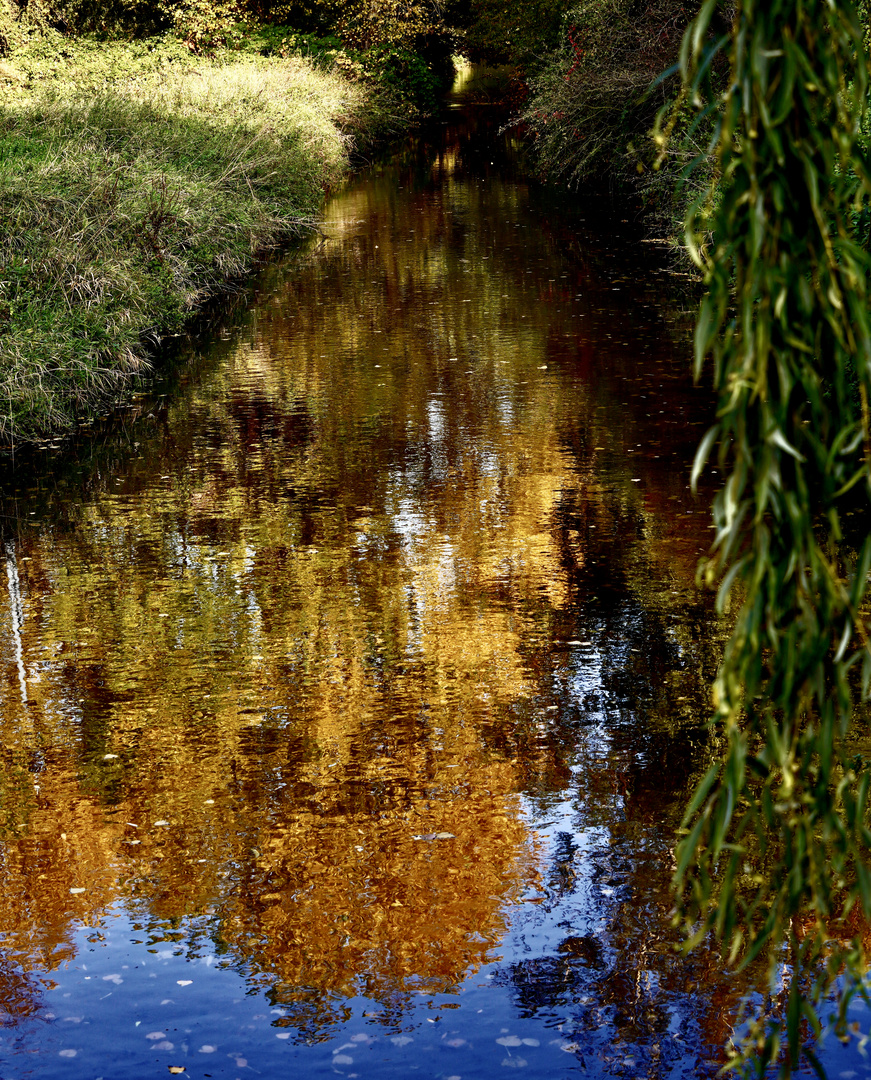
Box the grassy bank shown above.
[0,33,400,446]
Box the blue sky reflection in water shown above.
[2,74,868,1078]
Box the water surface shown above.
[1,91,847,1079]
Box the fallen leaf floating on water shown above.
[168,1069,186,1075]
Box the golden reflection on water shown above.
[0,109,726,1051]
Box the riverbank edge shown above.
[0,31,418,450]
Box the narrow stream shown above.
[1,78,865,1080]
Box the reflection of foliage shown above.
[220,786,536,1014]
[0,117,729,1056]
[671,1,871,1075]
[0,958,43,1026]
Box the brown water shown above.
[1,82,858,1080]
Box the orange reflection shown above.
[0,116,725,1051]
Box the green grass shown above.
[0,33,396,444]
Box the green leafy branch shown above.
[670,0,871,1074]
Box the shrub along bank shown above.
[0,29,430,446]
[515,0,715,242]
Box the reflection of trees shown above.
[496,702,747,1078]
[219,784,536,1027]
[0,105,731,1050]
[0,957,43,1027]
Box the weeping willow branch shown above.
[668,0,871,1074]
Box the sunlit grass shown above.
[0,45,379,444]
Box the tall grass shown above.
[0,48,379,444]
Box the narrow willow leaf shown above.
[715,556,748,613]
[834,466,868,499]
[766,427,806,462]
[856,770,870,826]
[674,814,708,884]
[694,297,715,381]
[857,857,871,919]
[689,0,720,66]
[681,762,721,829]
[850,534,871,609]
[691,425,719,492]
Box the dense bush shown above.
[518,0,736,239]
[1,0,454,107]
[521,0,689,183]
[449,0,572,66]
[238,28,453,112]
[334,0,454,111]
[336,0,443,50]
[1,0,243,46]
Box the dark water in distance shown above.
[2,68,866,1079]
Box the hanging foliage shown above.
[667,0,871,1073]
